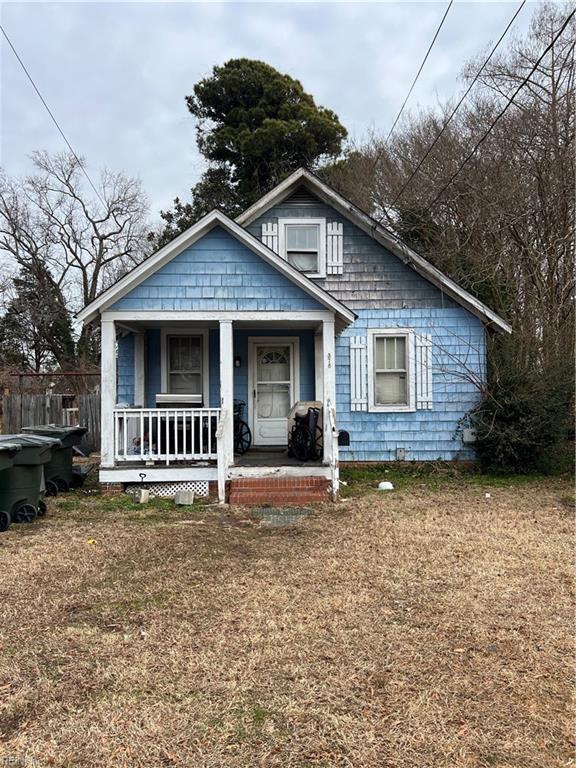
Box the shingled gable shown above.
[76,209,356,326]
[236,168,511,334]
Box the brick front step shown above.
[229,476,330,505]
[231,476,329,489]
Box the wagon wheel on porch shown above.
[234,420,252,454]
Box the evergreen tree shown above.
[156,59,346,246]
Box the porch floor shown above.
[234,447,322,468]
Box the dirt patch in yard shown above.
[0,476,573,767]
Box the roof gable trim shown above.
[77,209,355,325]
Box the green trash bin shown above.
[22,424,88,494]
[0,442,21,532]
[0,434,61,523]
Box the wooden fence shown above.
[1,394,100,453]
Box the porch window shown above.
[367,329,416,412]
[168,335,203,394]
[279,218,326,277]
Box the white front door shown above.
[250,340,298,446]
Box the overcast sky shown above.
[0,1,535,220]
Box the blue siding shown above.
[336,309,485,462]
[116,315,484,461]
[110,195,490,462]
[248,195,459,310]
[110,226,324,312]
[117,333,134,405]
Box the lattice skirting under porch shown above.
[127,480,210,498]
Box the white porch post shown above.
[322,319,336,465]
[134,331,145,406]
[322,318,339,499]
[314,329,324,401]
[218,320,234,501]
[101,317,117,468]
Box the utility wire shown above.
[424,6,575,212]
[0,23,107,208]
[373,0,453,169]
[391,0,527,206]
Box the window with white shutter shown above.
[368,330,414,411]
[261,222,279,253]
[349,336,368,411]
[415,333,433,409]
[326,221,343,275]
[351,329,434,414]
[277,218,326,277]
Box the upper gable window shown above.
[278,218,326,278]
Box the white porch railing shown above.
[113,408,221,464]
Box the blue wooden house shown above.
[78,169,510,503]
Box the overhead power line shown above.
[392,0,527,206]
[424,6,575,212]
[373,0,454,169]
[0,23,107,208]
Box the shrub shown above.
[471,362,574,474]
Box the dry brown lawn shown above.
[0,473,573,767]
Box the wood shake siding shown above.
[110,226,325,313]
[247,192,458,310]
[112,191,489,463]
[248,190,485,461]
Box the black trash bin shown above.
[0,442,21,532]
[22,425,88,494]
[0,434,61,523]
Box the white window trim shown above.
[278,218,326,278]
[160,328,210,405]
[367,328,416,413]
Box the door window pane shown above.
[257,383,290,419]
[258,347,290,382]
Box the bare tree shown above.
[0,151,150,364]
[328,4,574,372]
[324,3,574,467]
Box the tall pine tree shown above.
[155,59,346,246]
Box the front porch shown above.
[100,311,339,502]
